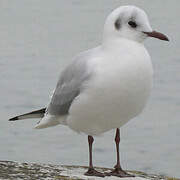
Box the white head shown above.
[103,6,168,43]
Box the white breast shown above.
[67,42,153,136]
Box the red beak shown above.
[143,31,169,41]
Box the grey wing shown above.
[47,52,92,115]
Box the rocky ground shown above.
[0,161,179,180]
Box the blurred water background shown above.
[0,0,179,178]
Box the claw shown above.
[105,168,135,177]
[84,168,105,177]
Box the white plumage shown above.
[9,5,168,177]
[35,6,154,136]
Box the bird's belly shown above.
[67,59,153,136]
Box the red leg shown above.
[105,129,134,177]
[84,135,105,177]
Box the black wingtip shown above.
[9,117,18,121]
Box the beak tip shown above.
[165,37,169,41]
[161,35,169,41]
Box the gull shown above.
[9,5,169,178]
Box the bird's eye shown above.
[128,21,137,28]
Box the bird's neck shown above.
[102,37,144,53]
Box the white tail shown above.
[35,114,60,129]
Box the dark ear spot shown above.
[115,19,121,30]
